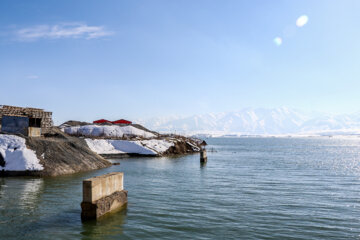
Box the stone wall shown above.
[0,105,53,133]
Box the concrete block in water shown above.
[82,172,124,202]
[81,172,127,220]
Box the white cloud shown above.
[273,37,282,46]
[296,15,309,27]
[26,75,39,79]
[16,23,113,41]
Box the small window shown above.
[29,118,41,128]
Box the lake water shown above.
[1,137,360,239]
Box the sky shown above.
[1,0,360,124]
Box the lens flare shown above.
[273,37,282,46]
[296,15,308,27]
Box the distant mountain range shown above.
[137,107,360,136]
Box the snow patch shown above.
[64,125,156,138]
[138,139,174,153]
[110,140,156,155]
[85,138,174,155]
[85,139,124,154]
[0,134,43,171]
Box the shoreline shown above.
[0,125,202,177]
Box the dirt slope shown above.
[26,128,111,176]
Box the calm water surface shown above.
[1,137,360,239]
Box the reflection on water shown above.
[20,178,44,209]
[200,162,207,168]
[81,206,127,240]
[0,177,44,211]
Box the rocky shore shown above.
[0,123,202,177]
[61,121,201,158]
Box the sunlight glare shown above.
[296,15,309,27]
[274,37,282,46]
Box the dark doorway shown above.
[29,118,41,128]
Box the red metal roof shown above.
[93,119,112,124]
[112,119,132,125]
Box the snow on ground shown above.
[63,125,156,138]
[110,140,156,155]
[85,139,124,154]
[85,138,174,155]
[0,134,43,171]
[138,139,174,153]
[137,139,174,153]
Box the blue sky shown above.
[1,0,360,124]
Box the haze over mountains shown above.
[138,107,360,136]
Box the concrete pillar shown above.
[200,149,207,162]
[81,172,127,221]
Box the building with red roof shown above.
[112,119,132,125]
[93,119,112,124]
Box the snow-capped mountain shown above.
[137,108,360,136]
